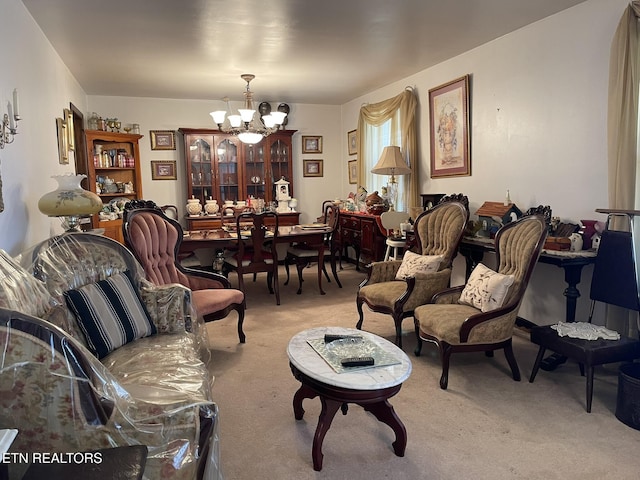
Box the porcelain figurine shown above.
[569,232,583,252]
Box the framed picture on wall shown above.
[348,159,357,184]
[150,130,176,150]
[347,129,357,155]
[428,74,471,178]
[303,159,323,177]
[302,135,322,154]
[151,160,177,180]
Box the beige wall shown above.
[340,0,629,323]
[87,97,342,225]
[0,0,631,326]
[0,0,87,254]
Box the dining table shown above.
[179,224,337,295]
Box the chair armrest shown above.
[403,269,452,307]
[432,285,465,304]
[359,260,403,288]
[139,281,193,334]
[459,301,520,342]
[180,266,232,290]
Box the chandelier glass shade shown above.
[210,74,287,144]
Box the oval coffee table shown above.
[287,327,412,471]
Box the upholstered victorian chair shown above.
[414,213,548,389]
[356,194,469,348]
[122,200,247,342]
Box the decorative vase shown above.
[186,196,202,216]
[38,174,103,231]
[204,198,219,215]
[580,220,598,249]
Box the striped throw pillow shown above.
[64,270,156,359]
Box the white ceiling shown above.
[23,0,588,106]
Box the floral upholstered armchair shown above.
[0,232,221,480]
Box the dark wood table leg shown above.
[293,383,318,420]
[311,397,342,471]
[317,244,326,295]
[540,263,587,371]
[330,248,342,288]
[362,400,407,456]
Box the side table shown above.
[287,327,411,471]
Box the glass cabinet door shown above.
[244,143,266,200]
[269,138,291,198]
[216,137,239,202]
[188,137,213,202]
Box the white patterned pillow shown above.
[64,270,157,359]
[395,251,443,280]
[459,263,515,312]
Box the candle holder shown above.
[1,89,20,149]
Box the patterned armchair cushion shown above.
[458,263,515,312]
[64,270,157,359]
[395,251,443,280]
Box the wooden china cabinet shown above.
[179,128,299,230]
[77,130,144,243]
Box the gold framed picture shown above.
[348,159,357,184]
[347,129,357,155]
[429,74,471,178]
[150,130,176,150]
[303,159,323,177]
[151,160,177,180]
[56,117,69,164]
[302,135,322,154]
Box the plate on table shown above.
[300,223,328,230]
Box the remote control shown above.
[341,357,375,367]
[324,334,362,343]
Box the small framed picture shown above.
[151,160,177,180]
[302,135,322,154]
[303,159,323,177]
[348,159,357,184]
[150,130,176,150]
[347,129,357,155]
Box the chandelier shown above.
[210,74,287,144]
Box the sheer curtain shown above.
[606,1,640,336]
[357,88,418,212]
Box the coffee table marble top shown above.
[287,327,412,390]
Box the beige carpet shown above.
[204,264,640,480]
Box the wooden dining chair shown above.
[224,211,281,305]
[284,203,341,295]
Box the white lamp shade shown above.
[237,131,263,144]
[238,109,255,123]
[371,146,411,176]
[210,110,227,124]
[38,174,102,217]
[228,115,242,128]
[269,111,287,125]
[262,115,276,128]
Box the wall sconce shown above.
[1,89,20,149]
[56,108,75,164]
